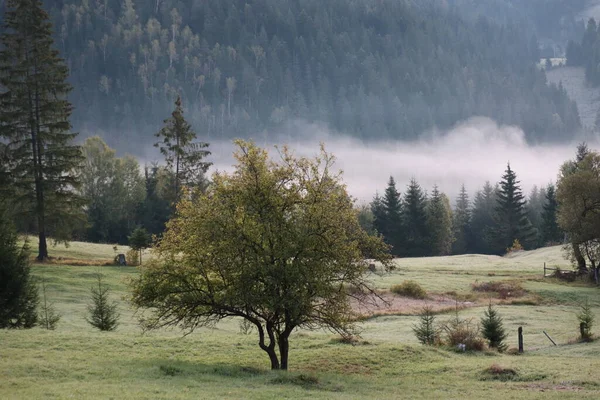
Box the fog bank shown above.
[205,117,581,203]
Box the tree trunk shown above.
[265,345,280,370]
[278,333,290,370]
[573,242,587,273]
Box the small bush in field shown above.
[506,239,523,254]
[442,307,485,351]
[391,280,427,299]
[126,249,139,266]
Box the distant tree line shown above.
[567,18,600,87]
[363,165,563,257]
[0,0,579,151]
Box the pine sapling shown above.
[481,302,507,352]
[413,305,438,345]
[38,275,60,330]
[86,273,119,331]
[577,298,594,341]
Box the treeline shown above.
[566,18,600,89]
[11,0,580,150]
[362,166,562,257]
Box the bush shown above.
[0,214,38,329]
[413,305,439,345]
[391,280,427,299]
[442,308,485,351]
[126,248,139,266]
[86,273,119,331]
[577,298,594,341]
[506,239,523,254]
[481,302,508,352]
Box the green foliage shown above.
[125,249,139,267]
[0,212,38,329]
[38,275,61,330]
[481,303,508,352]
[0,0,84,259]
[452,184,472,254]
[470,182,497,254]
[413,305,439,345]
[390,281,427,299]
[402,179,429,257]
[80,137,145,244]
[577,298,594,341]
[86,273,119,331]
[131,141,392,370]
[541,184,562,245]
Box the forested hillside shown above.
[0,0,580,150]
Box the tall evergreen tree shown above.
[470,182,497,254]
[526,185,546,247]
[426,185,454,256]
[541,183,562,245]
[382,176,403,256]
[452,184,471,254]
[371,192,386,237]
[403,178,429,257]
[0,0,84,260]
[490,164,538,253]
[154,96,212,202]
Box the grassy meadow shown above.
[2,241,600,399]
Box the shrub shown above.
[481,302,508,352]
[0,215,38,329]
[442,307,485,351]
[126,248,139,266]
[506,239,523,254]
[390,280,427,299]
[577,298,594,341]
[471,280,525,299]
[413,305,439,345]
[86,273,119,331]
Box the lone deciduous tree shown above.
[131,141,392,370]
[0,0,84,260]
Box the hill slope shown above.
[9,0,580,152]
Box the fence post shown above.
[544,262,546,277]
[518,326,523,353]
[543,330,557,346]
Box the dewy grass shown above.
[2,243,600,399]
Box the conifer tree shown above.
[371,192,386,236]
[470,182,497,254]
[154,96,212,202]
[382,176,403,256]
[86,273,119,331]
[541,184,562,245]
[481,302,507,352]
[0,0,84,260]
[403,178,429,257]
[0,209,38,329]
[490,164,537,254]
[426,185,454,256]
[452,184,471,254]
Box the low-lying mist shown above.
[145,117,588,203]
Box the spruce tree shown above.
[128,227,151,265]
[382,176,403,256]
[154,96,212,202]
[452,184,471,254]
[0,209,38,329]
[481,303,507,352]
[86,273,119,331]
[371,192,386,235]
[426,185,453,256]
[490,164,537,254]
[0,0,84,260]
[403,178,429,257]
[470,182,497,254]
[541,184,562,245]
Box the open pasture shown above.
[1,243,600,399]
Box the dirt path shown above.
[352,292,475,318]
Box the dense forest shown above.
[446,0,586,54]
[567,18,600,90]
[0,0,581,152]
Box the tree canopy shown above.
[131,141,392,370]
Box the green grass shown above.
[2,244,600,398]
